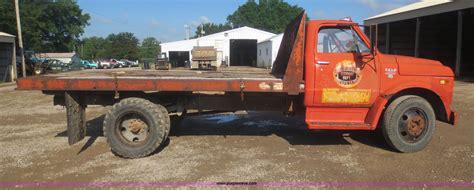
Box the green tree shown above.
[194,23,232,38]
[0,0,90,52]
[139,37,161,59]
[103,32,139,60]
[81,37,106,60]
[227,0,305,33]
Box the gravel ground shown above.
[0,81,473,187]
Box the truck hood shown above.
[394,55,454,77]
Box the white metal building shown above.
[0,32,16,82]
[257,33,283,69]
[161,26,275,67]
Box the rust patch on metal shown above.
[271,11,306,95]
[382,93,394,99]
[114,75,119,99]
[129,119,146,134]
[407,116,426,137]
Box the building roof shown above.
[0,32,15,43]
[160,38,196,46]
[38,52,76,58]
[365,0,474,24]
[161,26,275,45]
[367,0,452,20]
[200,26,275,40]
[0,32,15,38]
[259,33,284,44]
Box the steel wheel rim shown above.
[398,107,429,143]
[115,112,150,145]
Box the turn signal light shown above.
[440,80,448,85]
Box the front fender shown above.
[366,76,455,129]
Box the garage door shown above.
[0,43,13,82]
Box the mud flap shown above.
[449,111,456,125]
[65,91,86,145]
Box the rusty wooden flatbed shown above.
[14,12,307,150]
[15,67,301,93]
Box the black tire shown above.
[103,98,170,158]
[381,95,436,153]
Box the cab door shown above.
[306,24,380,129]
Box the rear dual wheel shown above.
[103,98,170,158]
[381,95,436,153]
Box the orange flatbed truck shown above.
[16,13,456,158]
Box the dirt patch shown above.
[0,82,473,185]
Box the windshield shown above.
[317,26,370,53]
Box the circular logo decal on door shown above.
[333,60,362,88]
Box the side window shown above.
[317,26,370,53]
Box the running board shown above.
[307,122,371,130]
[305,107,373,130]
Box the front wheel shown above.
[381,95,436,153]
[103,98,170,158]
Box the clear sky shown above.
[78,0,418,42]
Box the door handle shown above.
[317,60,330,65]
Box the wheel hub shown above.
[399,107,429,143]
[407,116,425,137]
[129,119,146,134]
[119,115,149,143]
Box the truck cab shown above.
[301,19,455,152]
